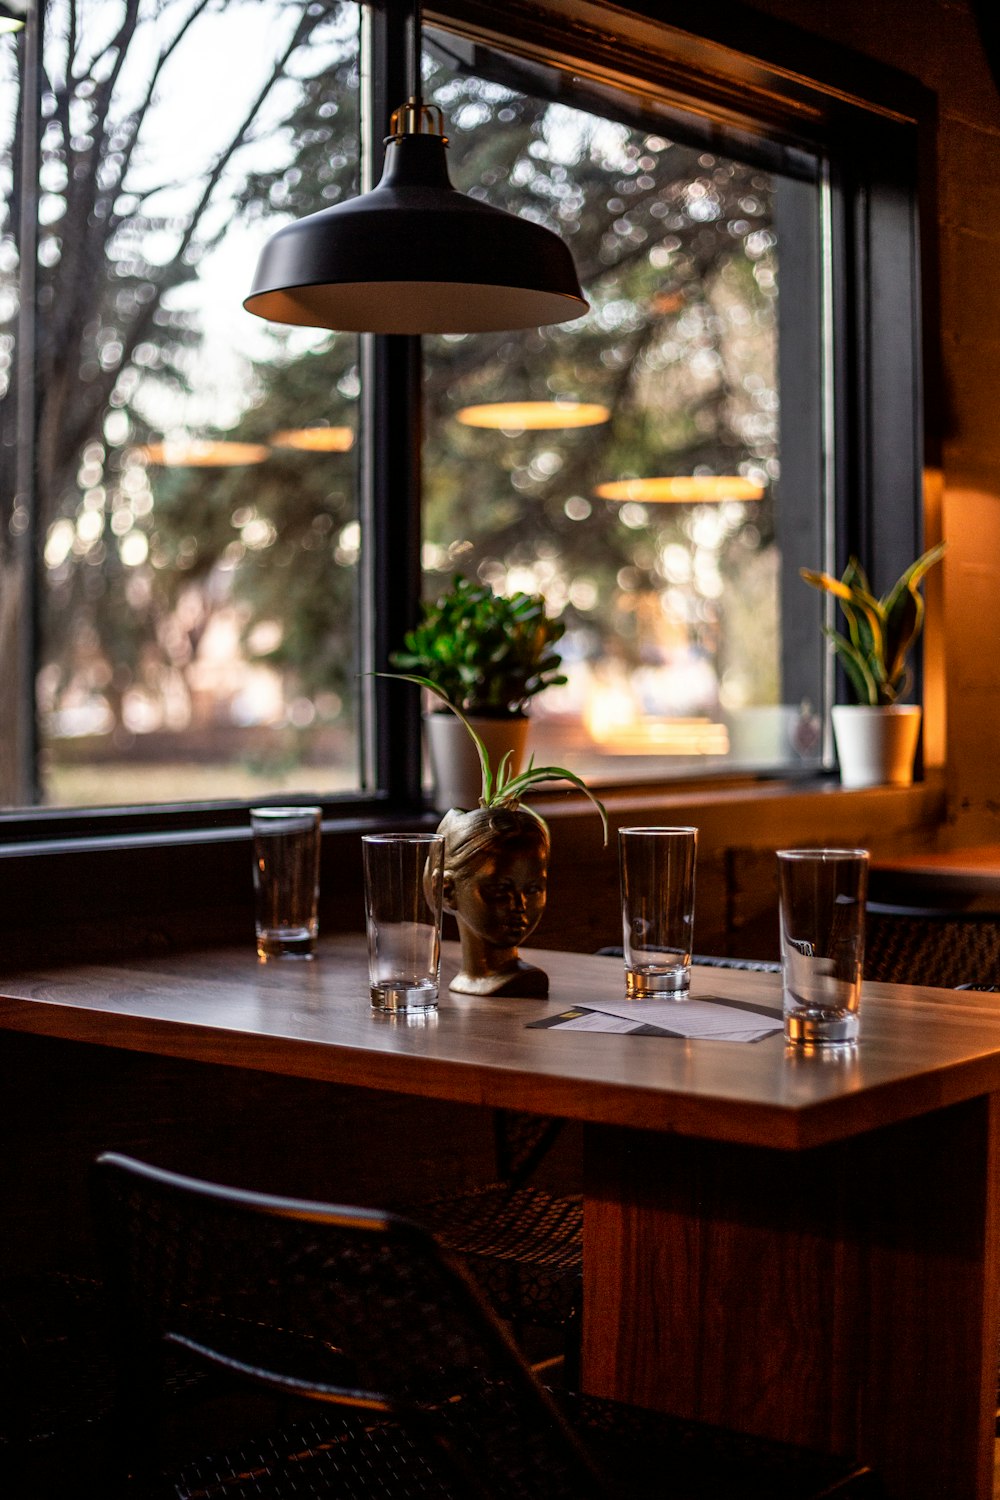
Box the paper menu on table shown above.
[529,993,783,1043]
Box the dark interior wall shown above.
[730,0,1000,843]
[1,1029,584,1279]
[537,779,944,960]
[0,779,945,970]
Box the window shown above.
[421,30,826,781]
[1,0,364,809]
[0,0,927,825]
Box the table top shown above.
[872,844,1000,907]
[875,844,1000,874]
[4,935,1000,1150]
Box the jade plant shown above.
[383,671,607,840]
[800,543,946,706]
[389,575,567,718]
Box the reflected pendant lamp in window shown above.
[0,2,27,33]
[244,10,587,334]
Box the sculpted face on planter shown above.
[436,805,550,997]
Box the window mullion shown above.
[13,0,42,805]
[359,2,424,805]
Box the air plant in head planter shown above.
[384,672,608,997]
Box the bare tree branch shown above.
[45,2,143,360]
[31,2,337,518]
[4,2,331,529]
[104,0,216,228]
[70,0,141,97]
[169,4,327,273]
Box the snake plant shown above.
[800,543,946,706]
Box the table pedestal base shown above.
[583,1095,1000,1500]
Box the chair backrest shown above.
[863,902,1000,988]
[603,928,1000,991]
[596,946,782,974]
[91,1152,610,1500]
[492,1108,566,1187]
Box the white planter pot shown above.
[831,704,922,789]
[423,713,530,811]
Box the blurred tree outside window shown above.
[421,35,825,782]
[1,0,362,809]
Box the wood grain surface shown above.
[583,1099,1000,1500]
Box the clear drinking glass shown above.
[619,826,698,996]
[250,806,322,960]
[777,848,869,1045]
[363,834,445,1012]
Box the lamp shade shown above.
[244,131,588,334]
[0,2,27,32]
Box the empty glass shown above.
[619,826,698,996]
[777,848,869,1045]
[251,806,322,960]
[363,834,445,1012]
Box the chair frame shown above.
[91,1152,879,1500]
[91,1151,610,1500]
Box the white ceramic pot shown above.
[423,712,530,811]
[831,704,922,789]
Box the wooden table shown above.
[3,935,1000,1500]
[873,843,1000,909]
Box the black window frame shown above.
[0,0,935,912]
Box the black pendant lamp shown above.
[244,7,587,334]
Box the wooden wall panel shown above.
[0,1032,509,1279]
[531,780,943,961]
[583,1096,1000,1500]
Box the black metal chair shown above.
[854,905,1000,1418]
[863,902,1000,989]
[0,1264,225,1498]
[595,948,782,973]
[0,1269,117,1496]
[410,1108,582,1364]
[604,919,1000,991]
[91,1151,880,1500]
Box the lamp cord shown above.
[408,0,422,107]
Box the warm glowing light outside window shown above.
[270,427,355,452]
[119,532,150,567]
[138,441,271,467]
[455,401,611,430]
[594,477,766,504]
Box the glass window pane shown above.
[1,0,362,809]
[421,32,826,783]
